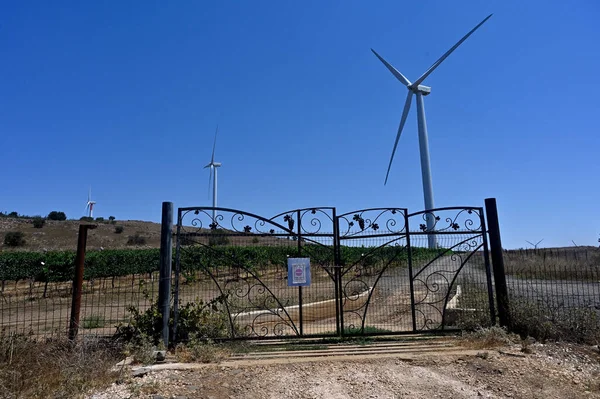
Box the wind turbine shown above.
[85,187,96,218]
[371,14,492,249]
[525,239,544,249]
[204,126,222,224]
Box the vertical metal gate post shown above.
[332,208,343,336]
[479,206,497,326]
[172,209,183,342]
[405,210,418,332]
[296,209,303,336]
[158,202,173,348]
[484,198,511,328]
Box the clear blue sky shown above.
[1,1,599,249]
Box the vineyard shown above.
[0,244,438,284]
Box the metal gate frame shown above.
[172,204,497,340]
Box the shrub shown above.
[127,234,147,246]
[47,211,67,221]
[32,217,45,228]
[115,294,230,345]
[8,212,18,218]
[80,216,94,222]
[95,217,104,222]
[114,225,124,234]
[4,232,26,247]
[109,216,116,224]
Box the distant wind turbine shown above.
[84,187,96,218]
[371,14,493,249]
[204,126,222,224]
[525,239,544,249]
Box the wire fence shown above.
[503,247,600,343]
[0,273,156,339]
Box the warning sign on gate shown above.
[287,258,311,287]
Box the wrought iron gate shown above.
[173,205,495,339]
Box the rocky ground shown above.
[88,340,600,399]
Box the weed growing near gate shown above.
[114,293,230,346]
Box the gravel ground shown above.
[88,341,600,399]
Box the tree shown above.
[47,211,67,221]
[4,232,26,247]
[127,234,147,245]
[8,212,18,218]
[109,216,116,222]
[32,217,45,228]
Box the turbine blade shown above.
[371,49,412,87]
[384,90,414,185]
[526,240,535,246]
[211,125,218,163]
[412,14,492,87]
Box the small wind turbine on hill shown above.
[525,239,544,249]
[371,14,492,249]
[204,126,222,224]
[84,187,96,218]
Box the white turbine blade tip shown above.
[371,48,412,87]
[412,13,493,87]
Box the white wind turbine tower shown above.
[204,126,222,224]
[85,187,96,218]
[371,14,492,249]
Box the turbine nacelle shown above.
[411,85,431,95]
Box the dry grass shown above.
[0,333,122,399]
[503,247,600,280]
[459,326,518,349]
[0,218,163,252]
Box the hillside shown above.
[0,217,162,252]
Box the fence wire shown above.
[0,273,156,339]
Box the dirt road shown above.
[89,340,600,399]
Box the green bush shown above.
[4,232,26,247]
[127,234,147,246]
[80,216,94,222]
[8,212,18,218]
[114,225,124,234]
[32,217,46,228]
[114,294,230,345]
[47,211,67,221]
[95,217,104,222]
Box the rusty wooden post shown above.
[68,224,96,341]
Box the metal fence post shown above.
[484,198,511,328]
[158,202,173,348]
[68,224,96,341]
